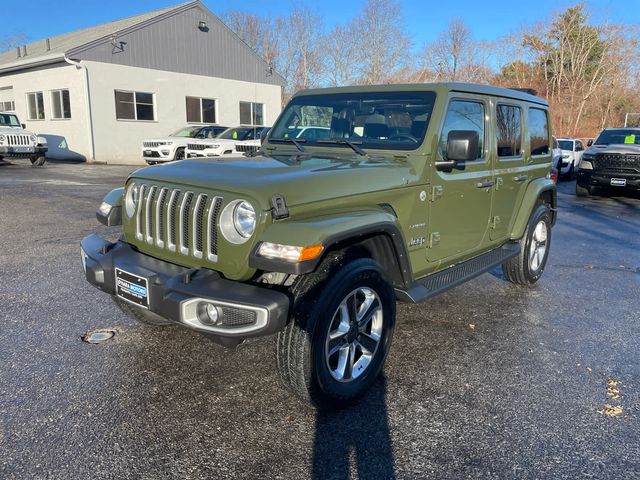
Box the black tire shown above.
[111,296,172,326]
[276,255,396,408]
[576,182,590,197]
[174,148,185,161]
[503,203,552,286]
[30,155,46,167]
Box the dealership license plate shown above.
[610,178,627,187]
[13,146,34,153]
[115,268,149,308]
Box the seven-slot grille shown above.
[143,141,162,148]
[6,134,32,146]
[134,184,224,262]
[594,153,640,173]
[187,143,208,150]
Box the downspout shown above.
[64,55,96,162]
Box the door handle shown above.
[514,174,529,182]
[475,179,496,189]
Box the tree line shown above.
[222,1,639,137]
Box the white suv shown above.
[556,138,585,179]
[185,126,269,158]
[142,125,227,165]
[0,112,48,166]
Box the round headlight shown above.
[124,182,138,217]
[0,134,5,142]
[30,135,36,143]
[233,201,256,238]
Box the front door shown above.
[427,96,493,262]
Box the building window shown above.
[114,90,155,121]
[51,89,72,119]
[496,104,522,157]
[27,92,45,120]
[0,101,15,112]
[529,108,549,156]
[186,97,216,124]
[239,101,264,125]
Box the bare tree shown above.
[423,18,491,83]
[352,0,412,84]
[0,33,28,53]
[321,22,359,86]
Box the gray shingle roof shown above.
[0,1,194,68]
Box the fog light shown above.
[161,150,170,156]
[197,302,220,326]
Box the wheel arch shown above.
[510,179,557,240]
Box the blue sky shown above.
[4,0,639,48]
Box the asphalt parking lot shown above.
[1,159,638,479]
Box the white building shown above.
[0,1,283,164]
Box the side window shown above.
[496,104,522,158]
[441,100,485,160]
[576,140,584,151]
[528,108,549,156]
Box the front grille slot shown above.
[207,197,223,262]
[135,184,147,240]
[166,189,181,251]
[192,194,208,258]
[179,192,194,255]
[144,186,157,244]
[155,188,169,247]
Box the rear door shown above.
[490,101,527,240]
[427,95,493,262]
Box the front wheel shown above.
[276,257,396,408]
[30,155,46,167]
[174,148,185,161]
[503,203,552,286]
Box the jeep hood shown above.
[128,154,417,208]
[0,126,35,135]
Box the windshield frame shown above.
[268,90,437,152]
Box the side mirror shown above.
[260,128,270,145]
[436,130,479,170]
[587,139,593,147]
[21,123,26,129]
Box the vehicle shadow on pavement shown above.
[311,376,395,480]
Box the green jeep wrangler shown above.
[82,83,556,407]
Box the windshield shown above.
[270,91,437,151]
[0,113,21,127]
[558,140,573,150]
[595,129,640,145]
[218,127,263,141]
[170,126,202,137]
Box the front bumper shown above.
[0,145,47,157]
[81,234,290,346]
[186,150,222,158]
[577,169,640,191]
[142,147,174,162]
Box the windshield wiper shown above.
[269,137,306,152]
[317,139,367,156]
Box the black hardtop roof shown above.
[295,82,549,107]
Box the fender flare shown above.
[510,179,557,240]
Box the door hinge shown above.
[430,185,443,202]
[490,216,501,229]
[429,232,441,248]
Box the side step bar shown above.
[396,243,520,304]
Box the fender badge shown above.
[419,190,427,201]
[271,194,289,220]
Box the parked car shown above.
[0,112,47,166]
[576,127,640,197]
[185,126,269,158]
[142,125,227,165]
[556,137,585,179]
[552,136,562,173]
[82,83,556,407]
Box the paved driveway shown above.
[1,160,638,479]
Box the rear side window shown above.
[496,104,522,157]
[529,108,549,156]
[440,100,485,160]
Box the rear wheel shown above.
[112,296,172,326]
[503,203,552,286]
[576,182,590,197]
[276,256,396,408]
[30,155,46,167]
